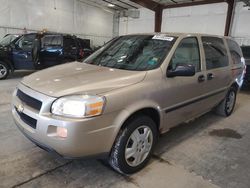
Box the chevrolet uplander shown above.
[12,33,245,174]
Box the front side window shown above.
[168,37,200,72]
[227,39,242,65]
[16,34,36,50]
[202,37,229,70]
[84,35,177,71]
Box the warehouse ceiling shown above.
[87,0,250,11]
[86,0,142,10]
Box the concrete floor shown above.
[1,71,250,188]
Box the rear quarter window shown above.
[241,46,250,59]
[63,37,77,48]
[202,36,229,70]
[77,38,91,49]
[227,39,242,65]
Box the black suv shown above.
[241,46,250,86]
[0,33,93,80]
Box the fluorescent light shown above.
[108,3,115,7]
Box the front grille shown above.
[15,107,37,129]
[16,89,42,111]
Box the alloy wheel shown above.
[226,90,236,114]
[125,126,153,167]
[0,64,7,79]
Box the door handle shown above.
[207,73,214,80]
[198,75,205,82]
[19,53,28,58]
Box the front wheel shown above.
[0,61,9,80]
[109,115,157,174]
[215,87,237,117]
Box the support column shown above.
[113,11,120,37]
[155,7,163,32]
[225,0,235,36]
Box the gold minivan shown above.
[12,33,245,174]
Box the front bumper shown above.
[12,83,119,158]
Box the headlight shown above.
[51,95,105,118]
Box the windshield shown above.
[84,35,177,71]
[0,35,19,46]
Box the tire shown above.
[109,115,158,174]
[215,86,237,117]
[0,61,9,80]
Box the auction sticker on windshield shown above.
[152,34,174,41]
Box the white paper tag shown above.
[152,35,174,41]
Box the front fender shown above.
[108,100,164,151]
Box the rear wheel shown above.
[215,86,237,117]
[0,61,9,80]
[109,115,157,174]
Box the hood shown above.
[21,62,146,97]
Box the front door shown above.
[12,34,36,70]
[161,37,208,131]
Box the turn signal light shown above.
[57,127,68,138]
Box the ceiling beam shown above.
[116,0,138,9]
[170,0,178,3]
[129,0,161,11]
[163,0,227,9]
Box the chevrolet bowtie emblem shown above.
[17,103,24,113]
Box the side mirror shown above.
[22,41,29,46]
[167,63,195,77]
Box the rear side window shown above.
[202,37,229,70]
[227,39,242,65]
[42,35,62,48]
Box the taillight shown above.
[241,57,246,75]
[79,49,84,57]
